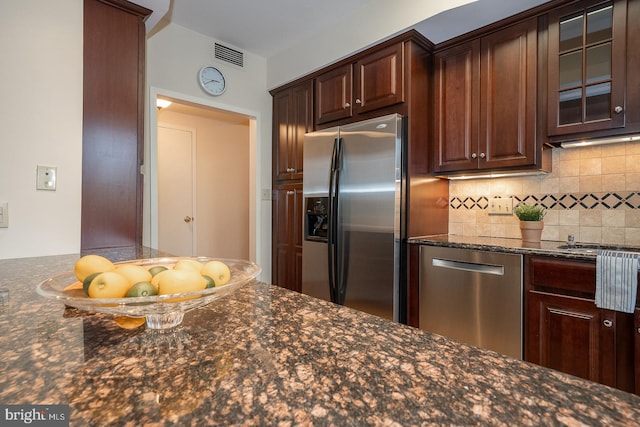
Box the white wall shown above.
[266,0,475,88]
[0,0,83,260]
[146,23,272,280]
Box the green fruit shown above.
[202,275,215,289]
[83,272,101,296]
[126,281,158,297]
[148,265,168,277]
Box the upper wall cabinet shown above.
[272,80,313,181]
[434,17,549,175]
[547,0,627,136]
[315,43,404,125]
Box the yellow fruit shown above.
[88,271,130,298]
[74,254,115,282]
[202,261,231,286]
[173,259,203,273]
[150,268,172,291]
[115,264,152,286]
[157,269,206,295]
[114,316,146,329]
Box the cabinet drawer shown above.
[528,256,596,297]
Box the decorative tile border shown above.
[450,192,640,210]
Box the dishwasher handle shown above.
[431,258,505,276]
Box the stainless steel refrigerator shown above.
[301,113,406,322]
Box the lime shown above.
[126,281,158,297]
[202,275,215,289]
[83,272,101,296]
[148,265,168,277]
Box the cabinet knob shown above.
[344,102,351,108]
[479,153,486,159]
[355,98,362,104]
[287,168,295,173]
[471,153,477,159]
[614,105,623,114]
[286,190,294,196]
[637,327,640,334]
[603,319,613,328]
[184,216,193,223]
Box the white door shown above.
[157,125,196,256]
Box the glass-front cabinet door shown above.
[548,0,627,136]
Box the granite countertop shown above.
[2,249,640,426]
[407,234,629,260]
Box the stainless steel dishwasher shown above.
[419,246,523,359]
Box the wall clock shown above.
[198,66,226,96]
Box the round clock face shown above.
[198,66,226,96]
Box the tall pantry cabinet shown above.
[270,80,313,292]
[82,0,151,250]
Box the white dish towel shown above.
[595,250,639,314]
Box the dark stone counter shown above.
[407,234,607,260]
[1,249,640,425]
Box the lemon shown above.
[202,261,231,286]
[157,269,206,295]
[115,264,152,286]
[74,254,115,282]
[114,316,146,329]
[173,259,203,273]
[150,268,172,291]
[88,271,130,298]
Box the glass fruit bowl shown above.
[37,257,261,329]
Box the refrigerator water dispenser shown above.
[304,197,328,242]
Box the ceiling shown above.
[165,0,553,58]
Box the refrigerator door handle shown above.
[327,138,339,303]
[328,137,347,305]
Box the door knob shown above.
[184,216,193,223]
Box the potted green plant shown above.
[514,203,546,243]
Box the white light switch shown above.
[0,201,8,228]
[36,165,57,191]
[488,197,513,215]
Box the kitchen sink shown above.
[557,243,640,253]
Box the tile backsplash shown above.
[448,142,640,246]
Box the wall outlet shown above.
[488,197,513,215]
[36,165,57,191]
[0,201,7,228]
[261,189,271,201]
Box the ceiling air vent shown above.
[215,43,244,68]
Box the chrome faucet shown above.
[567,234,575,247]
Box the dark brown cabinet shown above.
[434,17,547,175]
[272,80,313,181]
[547,0,627,136]
[270,79,313,291]
[525,255,636,394]
[636,309,640,395]
[315,43,404,125]
[82,0,150,250]
[271,183,303,292]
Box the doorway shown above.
[157,124,197,256]
[148,90,255,261]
